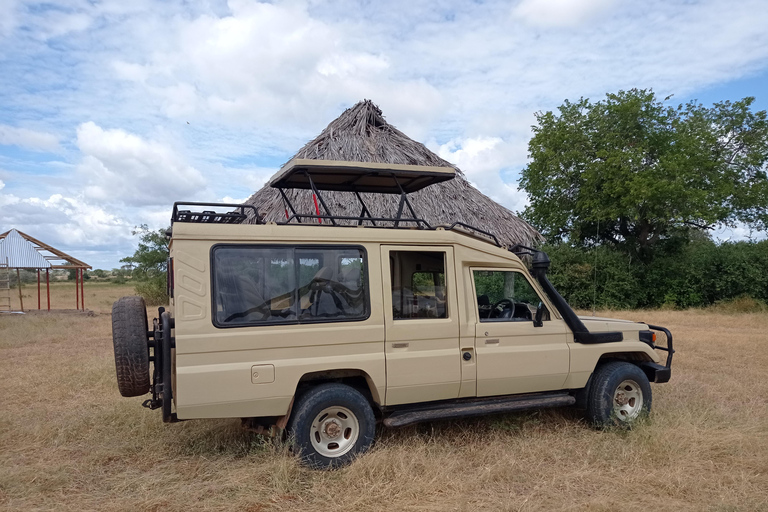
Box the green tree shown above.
[520,89,768,261]
[121,225,170,305]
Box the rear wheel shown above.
[111,296,150,397]
[587,361,651,428]
[287,383,376,469]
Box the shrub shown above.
[134,276,168,306]
[541,239,768,310]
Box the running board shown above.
[382,393,576,428]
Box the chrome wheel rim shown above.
[310,406,359,458]
[613,379,644,421]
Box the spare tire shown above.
[112,296,151,397]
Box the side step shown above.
[382,393,576,428]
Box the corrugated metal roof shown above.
[0,229,51,268]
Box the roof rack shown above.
[170,200,503,246]
[170,164,504,248]
[171,202,260,225]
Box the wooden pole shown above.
[46,269,50,310]
[16,269,23,312]
[37,269,41,309]
[81,269,85,311]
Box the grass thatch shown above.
[244,100,543,248]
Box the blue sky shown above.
[1,0,767,269]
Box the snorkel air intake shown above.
[514,246,622,344]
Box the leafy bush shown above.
[122,225,169,306]
[542,239,768,310]
[134,276,168,306]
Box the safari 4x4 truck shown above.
[111,160,673,469]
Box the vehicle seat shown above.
[306,267,344,318]
[477,294,490,319]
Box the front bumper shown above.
[641,324,675,383]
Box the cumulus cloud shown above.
[0,125,60,152]
[1,0,767,268]
[75,122,207,206]
[0,191,136,267]
[435,136,529,213]
[110,1,442,130]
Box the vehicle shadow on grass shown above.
[376,406,584,445]
[159,406,638,466]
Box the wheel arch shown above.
[574,351,654,409]
[295,369,382,411]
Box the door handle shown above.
[392,342,409,348]
[485,339,500,345]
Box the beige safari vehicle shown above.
[111,160,673,469]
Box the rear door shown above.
[381,246,461,405]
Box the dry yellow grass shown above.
[1,287,767,511]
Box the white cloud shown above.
[0,125,60,152]
[221,196,248,204]
[109,1,443,130]
[435,136,529,213]
[75,122,207,206]
[513,0,618,27]
[0,0,19,37]
[1,0,767,268]
[0,192,134,261]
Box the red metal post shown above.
[81,268,85,311]
[313,194,322,224]
[75,269,79,310]
[37,270,41,309]
[17,269,23,312]
[46,269,50,310]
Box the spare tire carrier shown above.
[143,306,178,422]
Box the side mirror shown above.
[534,302,545,327]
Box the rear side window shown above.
[390,250,447,319]
[212,245,367,327]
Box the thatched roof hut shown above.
[243,100,542,248]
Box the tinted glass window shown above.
[391,251,447,319]
[213,246,367,326]
[473,270,546,323]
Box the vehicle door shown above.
[382,246,461,405]
[471,268,569,396]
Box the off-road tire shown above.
[287,383,376,469]
[112,296,151,397]
[587,361,652,428]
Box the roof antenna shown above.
[592,218,599,317]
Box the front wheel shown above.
[287,383,376,469]
[587,361,652,428]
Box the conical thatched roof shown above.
[243,100,542,247]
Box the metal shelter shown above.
[0,229,91,312]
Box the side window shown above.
[473,270,547,323]
[297,248,366,321]
[391,251,447,319]
[214,247,295,325]
[213,246,367,327]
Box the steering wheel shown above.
[491,299,514,318]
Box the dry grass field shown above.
[1,282,767,511]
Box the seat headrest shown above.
[313,266,333,281]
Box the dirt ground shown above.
[1,283,767,511]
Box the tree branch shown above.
[682,221,714,230]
